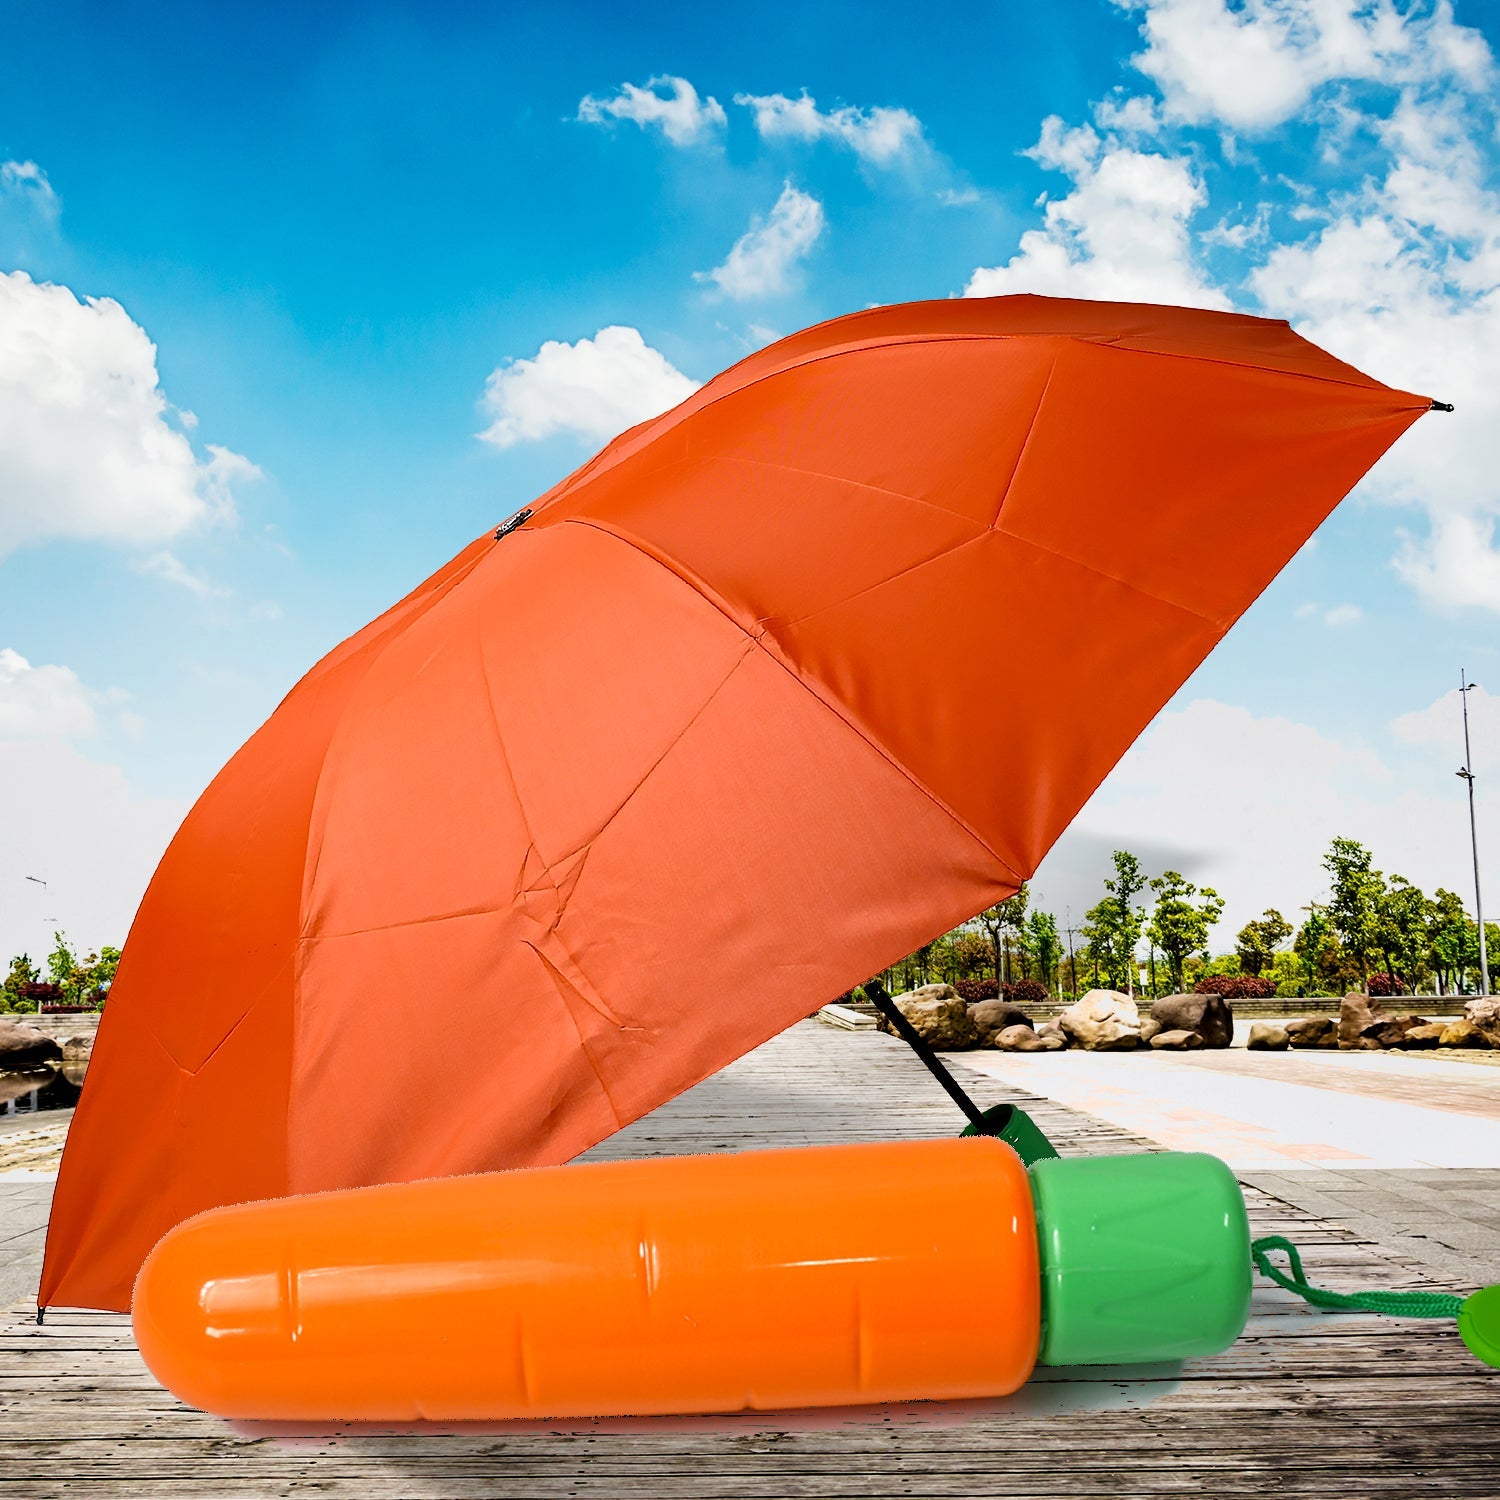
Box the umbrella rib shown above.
[558,516,1026,887]
[708,452,994,530]
[988,353,1056,531]
[545,639,758,873]
[296,540,499,923]
[532,327,1425,525]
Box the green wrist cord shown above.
[1252,1235,1500,1369]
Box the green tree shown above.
[1147,870,1225,992]
[1322,837,1383,983]
[1235,909,1292,977]
[1265,949,1307,997]
[1081,851,1149,993]
[1081,900,1123,990]
[950,931,991,981]
[1022,910,1062,994]
[1373,874,1429,986]
[1427,888,1471,995]
[46,931,77,991]
[1294,903,1359,995]
[912,939,938,987]
[1,954,40,1014]
[976,885,1029,986]
[70,946,122,1007]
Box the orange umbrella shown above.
[40,295,1436,1313]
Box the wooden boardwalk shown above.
[3,1021,1497,1498]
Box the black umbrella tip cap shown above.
[1430,399,1455,412]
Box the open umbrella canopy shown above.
[41,295,1434,1313]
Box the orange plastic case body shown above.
[132,1137,1040,1421]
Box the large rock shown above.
[1440,1019,1488,1049]
[1138,1016,1164,1044]
[1149,1028,1204,1050]
[876,989,979,1050]
[1339,991,1388,1048]
[968,999,1034,1042]
[1058,990,1141,1051]
[0,1018,63,1072]
[1361,1015,1428,1049]
[996,1024,1055,1053]
[1248,1022,1289,1050]
[1400,1022,1446,1050]
[60,1033,94,1061]
[905,984,961,1004]
[1464,997,1500,1047]
[1286,1015,1338,1049]
[1146,992,1233,1049]
[1035,1020,1070,1048]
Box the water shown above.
[0,1064,85,1117]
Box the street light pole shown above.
[1063,907,1078,999]
[1458,671,1489,997]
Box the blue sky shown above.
[1,0,1497,959]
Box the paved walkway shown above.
[957,1044,1500,1285]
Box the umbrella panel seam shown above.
[702,452,998,532]
[555,516,1027,888]
[988,353,1057,532]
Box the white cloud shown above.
[1247,89,1500,611]
[577,76,726,146]
[1034,696,1496,944]
[1394,513,1500,612]
[1391,682,1499,773]
[0,739,186,960]
[734,91,924,164]
[134,549,227,597]
[964,119,1227,307]
[1295,601,1366,627]
[0,159,59,222]
[1118,0,1492,132]
[0,648,95,739]
[696,182,825,300]
[0,271,259,557]
[1093,94,1165,136]
[477,326,700,449]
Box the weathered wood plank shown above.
[3,1022,1496,1499]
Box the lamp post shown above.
[1063,907,1078,1000]
[1457,671,1488,997]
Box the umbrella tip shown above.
[1430,399,1455,412]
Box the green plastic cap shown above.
[960,1104,1060,1167]
[1458,1285,1500,1369]
[1030,1152,1251,1366]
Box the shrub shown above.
[954,979,998,1004]
[1366,972,1408,997]
[1004,979,1050,1005]
[1194,975,1275,1000]
[18,981,64,1012]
